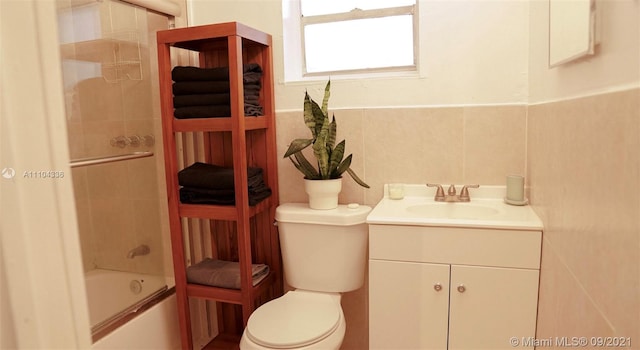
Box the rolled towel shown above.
[186,258,270,289]
[178,162,264,190]
[172,81,230,95]
[174,106,231,119]
[173,93,230,108]
[172,66,229,82]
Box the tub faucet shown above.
[127,244,150,259]
[426,184,479,202]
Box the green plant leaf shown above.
[327,115,337,149]
[346,168,370,188]
[289,156,317,179]
[321,80,331,118]
[292,151,319,179]
[284,138,313,158]
[312,117,330,178]
[310,98,325,137]
[328,140,345,175]
[303,92,316,138]
[334,154,352,177]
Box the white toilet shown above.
[240,203,371,350]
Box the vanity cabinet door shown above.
[448,265,539,350]
[369,260,450,350]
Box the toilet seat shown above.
[245,291,341,349]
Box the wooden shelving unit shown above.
[156,22,282,349]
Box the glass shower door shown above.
[56,0,171,336]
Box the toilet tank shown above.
[275,203,372,293]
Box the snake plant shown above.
[283,81,369,188]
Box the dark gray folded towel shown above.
[243,84,261,92]
[178,162,264,190]
[179,186,272,206]
[243,63,262,74]
[243,72,262,84]
[173,93,231,107]
[172,81,231,95]
[245,105,263,117]
[186,258,270,289]
[172,66,229,82]
[174,106,231,119]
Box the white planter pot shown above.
[304,178,342,210]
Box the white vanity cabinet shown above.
[369,224,542,350]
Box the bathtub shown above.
[84,269,180,348]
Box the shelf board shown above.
[178,197,272,220]
[157,22,271,51]
[172,115,268,132]
[186,272,275,304]
[202,333,240,350]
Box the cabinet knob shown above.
[457,284,466,293]
[433,283,442,292]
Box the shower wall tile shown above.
[86,162,130,199]
[127,156,159,200]
[528,88,640,342]
[82,120,126,157]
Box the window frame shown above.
[299,3,418,77]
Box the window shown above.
[296,0,417,76]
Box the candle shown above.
[506,175,525,202]
[388,183,405,200]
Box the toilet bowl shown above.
[239,290,345,350]
[239,203,371,350]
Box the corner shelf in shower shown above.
[157,22,281,350]
[60,32,143,83]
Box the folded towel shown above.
[243,84,261,92]
[244,96,260,105]
[172,81,231,95]
[178,162,264,190]
[243,72,262,84]
[245,105,263,116]
[179,186,272,206]
[173,93,231,108]
[174,105,231,119]
[186,258,270,289]
[172,66,229,82]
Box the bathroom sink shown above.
[406,203,500,220]
[366,184,543,230]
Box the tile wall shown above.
[277,105,528,207]
[529,88,640,344]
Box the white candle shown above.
[506,175,525,201]
[388,183,405,200]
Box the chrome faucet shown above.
[127,244,150,259]
[426,184,479,202]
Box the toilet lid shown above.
[246,291,341,349]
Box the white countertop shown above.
[366,184,543,231]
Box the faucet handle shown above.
[459,184,480,201]
[426,183,445,201]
